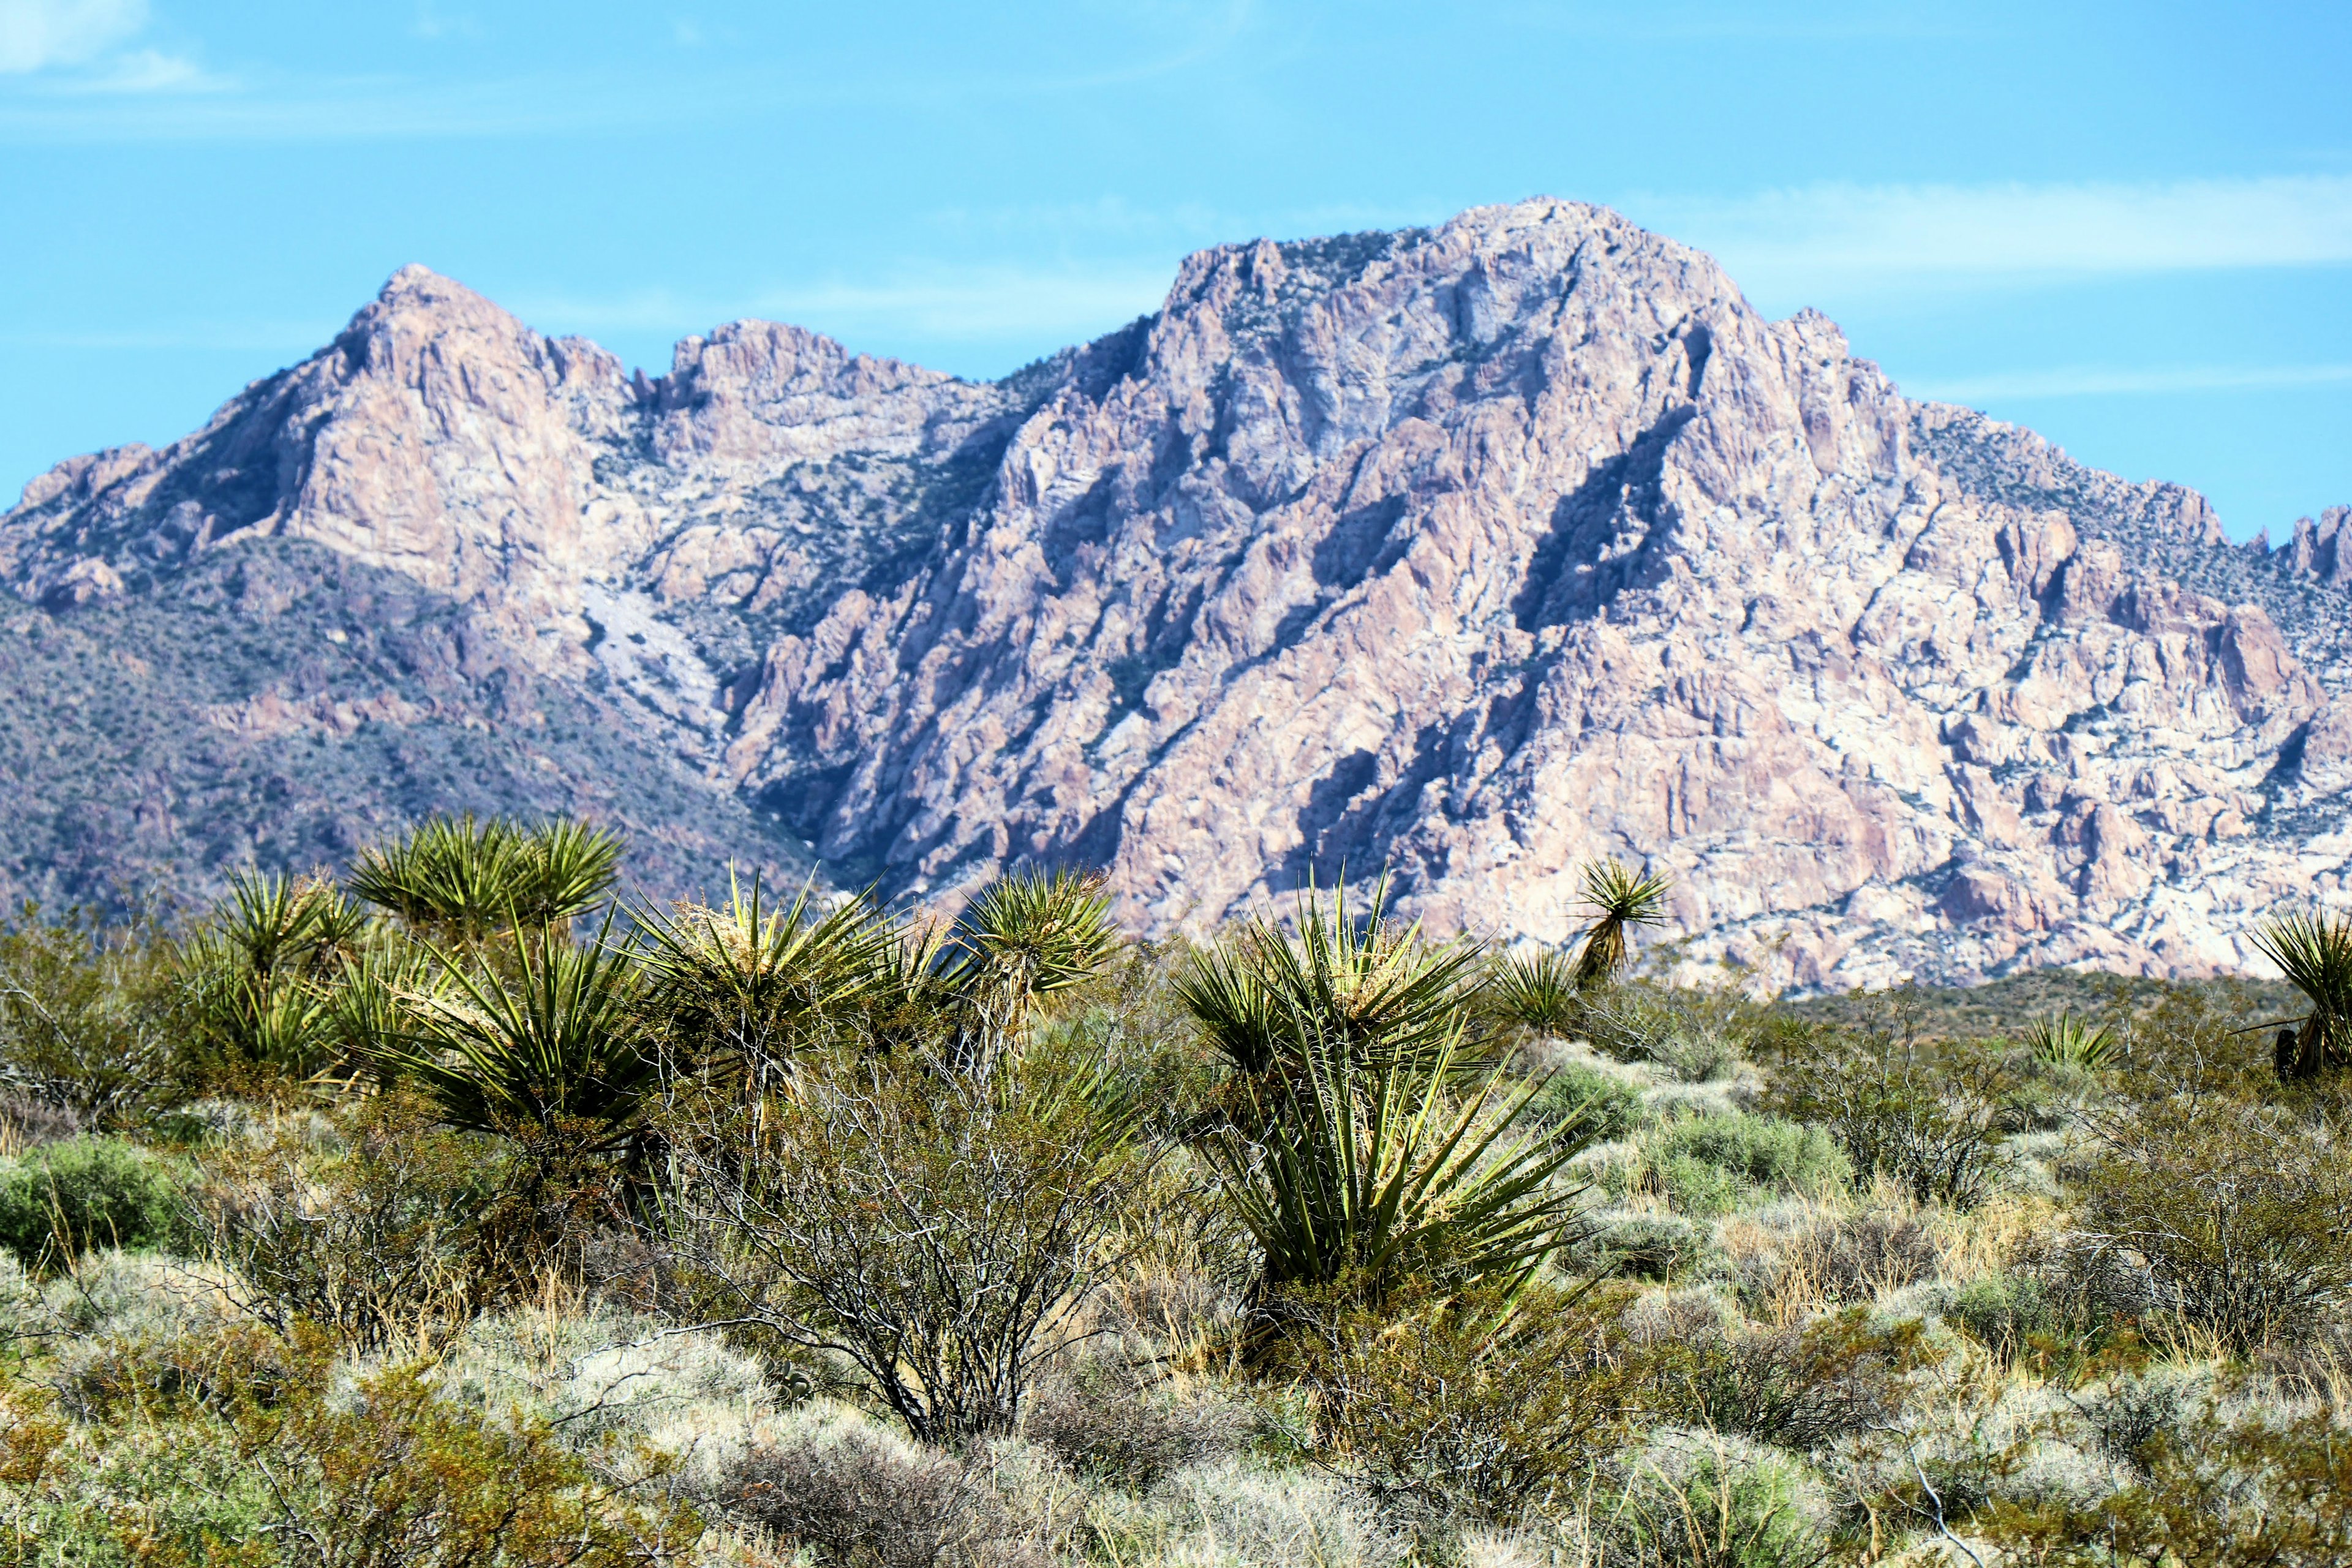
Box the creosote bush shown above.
[194,1095,502,1351]
[0,908,187,1128]
[661,1037,1148,1444]
[2076,1094,2352,1351]
[1764,1031,2007,1210]
[1280,1276,1646,1523]
[0,1136,185,1268]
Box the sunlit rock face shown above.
[10,200,2349,985]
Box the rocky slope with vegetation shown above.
[6,202,2349,983]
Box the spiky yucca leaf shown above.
[1204,1018,1585,1302]
[1571,859,1672,990]
[363,919,650,1137]
[1174,943,1285,1075]
[2023,1009,2120,1071]
[2253,910,2352,1080]
[1488,948,1581,1035]
[348,815,622,937]
[213,870,365,976]
[321,939,448,1079]
[954,868,1122,1009]
[1183,875,1488,1078]
[636,870,894,1074]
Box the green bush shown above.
[1656,1153,1746,1217]
[0,908,189,1126]
[0,1136,186,1267]
[194,1098,503,1351]
[1601,1436,1831,1568]
[2076,1096,2352,1351]
[1950,1274,2056,1360]
[1652,1114,1850,1210]
[1765,1040,2007,1210]
[1528,1060,1645,1149]
[1587,1213,1718,1282]
[1286,1277,1643,1523]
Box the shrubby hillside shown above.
[1,825,2347,1566]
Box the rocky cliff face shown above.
[7,200,2348,983]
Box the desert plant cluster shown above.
[1,821,2349,1566]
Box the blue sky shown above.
[1,1,2346,541]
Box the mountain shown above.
[7,200,2349,985]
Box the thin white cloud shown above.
[1637,175,2352,288]
[0,0,143,72]
[52,47,227,93]
[1913,363,2352,402]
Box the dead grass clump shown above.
[718,1424,1036,1568]
[1021,1366,1252,1488]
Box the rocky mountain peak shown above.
[5,202,2349,986]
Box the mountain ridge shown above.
[8,198,2350,987]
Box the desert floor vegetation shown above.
[0,825,2348,1566]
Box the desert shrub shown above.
[1950,1274,2057,1361]
[1580,983,1755,1082]
[1655,1153,1746,1217]
[1649,1310,1934,1452]
[2075,1096,2352,1350]
[1649,1115,1849,1216]
[194,1098,499,1350]
[1021,1365,1251,1488]
[662,1039,1150,1444]
[1083,1460,1408,1567]
[0,908,188,1127]
[1586,1213,1718,1282]
[16,1326,697,1568]
[718,1420,1016,1568]
[1285,1277,1643,1523]
[1790,1210,1941,1304]
[1597,1433,1830,1568]
[1765,1037,2007,1210]
[0,1136,185,1268]
[1978,1397,2352,1564]
[1526,1060,1645,1148]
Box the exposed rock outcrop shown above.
[7,200,2348,984]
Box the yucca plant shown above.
[950,869,1122,1031]
[2252,910,2352,1080]
[347,815,622,939]
[1488,947,1581,1035]
[1178,876,1489,1079]
[635,870,894,1079]
[1204,1016,1585,1307]
[361,918,650,1142]
[2022,1009,2119,1071]
[179,872,364,1076]
[216,870,368,978]
[318,938,448,1084]
[1572,858,1672,990]
[1174,941,1284,1074]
